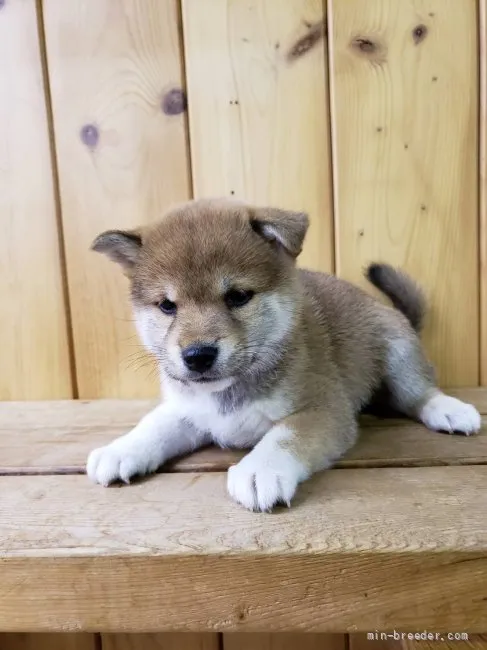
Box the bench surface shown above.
[1,388,487,633]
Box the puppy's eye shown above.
[224,289,255,308]
[158,298,177,315]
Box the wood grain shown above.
[223,633,346,650]
[4,467,486,556]
[1,467,486,632]
[3,552,486,633]
[1,386,485,430]
[328,0,479,386]
[101,633,219,650]
[0,633,97,650]
[1,392,485,473]
[182,0,334,272]
[0,0,73,399]
[42,0,191,398]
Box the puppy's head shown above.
[92,199,308,389]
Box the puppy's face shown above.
[93,199,308,389]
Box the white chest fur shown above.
[87,374,304,513]
[162,380,287,448]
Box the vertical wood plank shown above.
[182,0,334,272]
[43,0,191,398]
[223,633,347,650]
[0,0,73,399]
[480,0,487,386]
[101,633,220,650]
[0,633,97,650]
[328,0,479,386]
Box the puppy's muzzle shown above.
[182,344,219,373]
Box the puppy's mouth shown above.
[167,368,228,385]
[187,374,236,391]
[190,374,233,384]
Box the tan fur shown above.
[87,198,480,511]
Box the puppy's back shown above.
[298,268,416,408]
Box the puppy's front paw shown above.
[420,394,481,435]
[227,446,308,512]
[87,439,159,486]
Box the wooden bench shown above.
[1,388,487,636]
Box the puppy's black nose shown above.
[182,344,219,373]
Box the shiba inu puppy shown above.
[87,198,481,511]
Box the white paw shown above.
[86,439,159,486]
[227,445,308,512]
[420,394,481,435]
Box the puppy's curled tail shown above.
[366,263,426,332]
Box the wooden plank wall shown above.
[2,0,481,402]
[0,0,73,400]
[181,0,335,273]
[43,0,191,399]
[0,0,485,648]
[328,0,479,386]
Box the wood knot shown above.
[80,124,99,148]
[351,37,377,54]
[162,88,187,115]
[412,24,428,44]
[350,36,387,64]
[287,20,324,62]
[235,606,249,622]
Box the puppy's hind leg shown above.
[384,334,481,436]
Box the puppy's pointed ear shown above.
[250,208,309,258]
[91,229,142,273]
